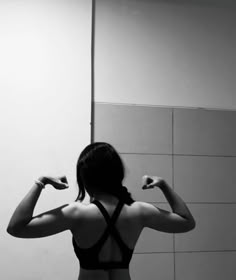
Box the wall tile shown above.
[94,104,236,280]
[122,154,173,202]
[94,103,172,154]
[130,253,174,280]
[174,156,236,203]
[174,109,236,156]
[175,204,236,252]
[175,252,236,280]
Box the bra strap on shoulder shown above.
[92,200,124,226]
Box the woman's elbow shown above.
[6,225,22,237]
[177,219,196,233]
[7,226,15,236]
[185,219,196,232]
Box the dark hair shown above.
[76,142,135,205]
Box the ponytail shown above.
[120,186,135,205]
[107,185,135,206]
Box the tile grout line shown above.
[148,201,236,204]
[95,101,236,112]
[120,152,236,158]
[172,108,176,280]
[134,249,236,254]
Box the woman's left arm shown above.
[7,176,80,238]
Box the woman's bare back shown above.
[71,199,144,280]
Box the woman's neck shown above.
[91,192,119,204]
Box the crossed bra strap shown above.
[72,199,134,270]
[91,199,126,248]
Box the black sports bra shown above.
[72,199,134,270]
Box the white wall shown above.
[0,1,91,279]
[95,0,236,109]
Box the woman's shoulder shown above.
[69,200,148,231]
[71,200,144,214]
[69,200,147,216]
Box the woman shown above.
[7,142,196,280]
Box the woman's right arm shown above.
[140,176,196,233]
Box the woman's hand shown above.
[39,176,69,190]
[142,175,165,190]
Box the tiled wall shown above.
[94,102,236,280]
